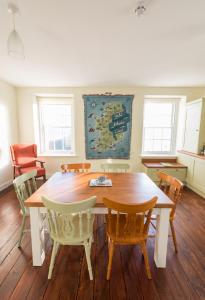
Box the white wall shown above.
[0,80,18,190]
[16,86,205,176]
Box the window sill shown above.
[141,154,177,159]
[38,153,77,157]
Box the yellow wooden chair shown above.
[103,196,157,280]
[151,172,183,253]
[61,163,91,173]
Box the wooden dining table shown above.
[25,172,174,268]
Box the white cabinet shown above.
[183,99,205,154]
[178,152,205,198]
[192,159,205,194]
[142,165,187,183]
[177,153,195,184]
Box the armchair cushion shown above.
[11,144,37,167]
[10,144,46,179]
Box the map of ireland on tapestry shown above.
[83,94,133,159]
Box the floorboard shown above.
[0,186,204,299]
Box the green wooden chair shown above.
[13,170,37,247]
[42,195,96,280]
[101,163,130,173]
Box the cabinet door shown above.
[146,167,187,182]
[178,154,194,184]
[183,101,202,153]
[146,168,161,182]
[165,168,187,181]
[192,158,205,193]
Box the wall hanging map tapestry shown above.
[83,94,133,159]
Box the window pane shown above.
[48,140,54,150]
[143,100,175,154]
[153,140,162,152]
[161,140,171,152]
[55,139,63,150]
[162,128,171,139]
[144,140,152,152]
[41,104,71,127]
[39,101,73,153]
[153,128,162,140]
[144,102,173,127]
[144,128,152,139]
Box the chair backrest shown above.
[158,172,171,193]
[168,178,183,218]
[101,163,130,173]
[158,172,183,218]
[103,197,157,239]
[42,196,96,242]
[13,170,37,214]
[61,163,91,173]
[10,144,37,167]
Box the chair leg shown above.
[107,240,115,280]
[140,242,152,280]
[150,220,157,229]
[13,166,16,179]
[84,241,93,280]
[43,175,46,182]
[170,220,178,253]
[48,241,58,279]
[18,215,26,248]
[55,242,59,256]
[89,235,93,249]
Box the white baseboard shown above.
[0,179,13,192]
[186,183,205,199]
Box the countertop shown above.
[143,162,187,169]
[178,150,205,160]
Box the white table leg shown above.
[154,208,171,268]
[93,207,108,214]
[30,207,45,266]
[29,206,170,268]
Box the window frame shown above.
[142,98,179,156]
[34,96,75,156]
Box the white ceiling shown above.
[0,0,205,87]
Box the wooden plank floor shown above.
[0,185,205,299]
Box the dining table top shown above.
[24,172,174,209]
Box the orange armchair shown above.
[10,144,46,181]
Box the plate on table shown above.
[89,179,112,187]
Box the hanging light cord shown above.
[7,2,25,59]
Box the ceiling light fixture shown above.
[7,2,25,59]
[135,1,147,17]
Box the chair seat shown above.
[106,214,147,244]
[20,166,45,177]
[50,214,95,245]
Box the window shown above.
[35,97,75,155]
[142,98,179,155]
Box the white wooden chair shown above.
[101,163,130,173]
[42,195,96,280]
[13,170,37,247]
